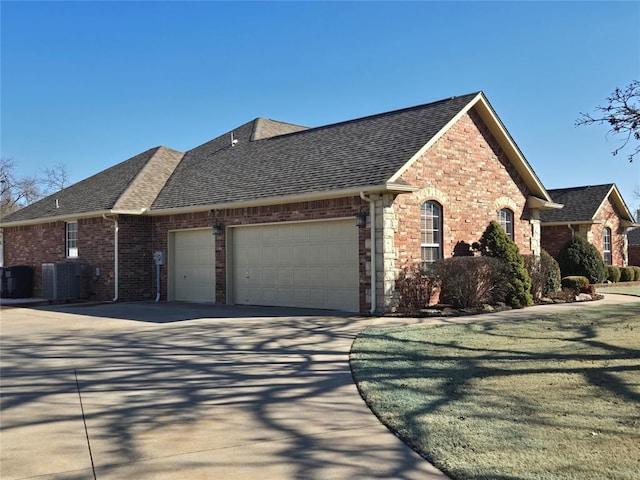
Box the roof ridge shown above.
[114,146,184,211]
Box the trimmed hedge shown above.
[556,236,606,284]
[607,265,621,283]
[432,256,509,309]
[561,276,590,293]
[620,267,635,282]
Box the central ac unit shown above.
[42,263,81,301]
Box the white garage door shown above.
[232,219,359,312]
[171,229,216,302]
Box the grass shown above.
[597,284,640,296]
[350,303,640,480]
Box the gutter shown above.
[102,214,119,302]
[360,192,376,314]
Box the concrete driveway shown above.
[0,302,447,480]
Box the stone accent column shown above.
[529,209,541,256]
[380,193,398,313]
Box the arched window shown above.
[603,227,612,265]
[498,208,514,240]
[421,201,442,267]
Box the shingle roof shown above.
[151,93,480,210]
[539,184,615,223]
[2,146,183,223]
[629,227,640,245]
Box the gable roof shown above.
[540,183,637,227]
[1,92,557,225]
[1,146,183,225]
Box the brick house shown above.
[540,184,638,266]
[1,92,562,313]
[628,227,640,266]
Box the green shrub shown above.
[395,263,441,314]
[432,256,509,309]
[607,265,621,283]
[556,236,606,284]
[473,221,533,308]
[524,250,562,299]
[561,276,590,293]
[620,267,635,282]
[633,266,640,281]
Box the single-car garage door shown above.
[232,219,359,312]
[171,229,216,302]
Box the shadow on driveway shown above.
[1,302,444,479]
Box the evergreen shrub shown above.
[620,267,635,282]
[607,265,621,283]
[556,236,606,284]
[473,221,533,308]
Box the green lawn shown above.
[351,303,640,480]
[597,284,640,296]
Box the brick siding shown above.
[150,197,371,311]
[394,109,534,269]
[541,196,628,267]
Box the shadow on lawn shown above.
[351,302,640,478]
[0,310,429,480]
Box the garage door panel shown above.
[232,219,359,311]
[172,229,216,302]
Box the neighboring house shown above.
[540,184,638,266]
[628,226,640,266]
[1,92,562,313]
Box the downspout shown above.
[360,192,376,314]
[102,214,119,302]
[567,224,574,237]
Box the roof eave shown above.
[0,208,146,228]
[540,220,605,227]
[148,184,415,216]
[527,196,563,210]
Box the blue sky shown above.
[2,1,639,213]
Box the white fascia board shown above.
[0,209,145,228]
[540,220,604,227]
[595,184,636,224]
[527,196,564,210]
[146,185,398,216]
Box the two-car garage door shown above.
[231,219,359,312]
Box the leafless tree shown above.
[41,163,70,194]
[576,81,640,162]
[1,158,41,216]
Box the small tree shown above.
[473,220,533,308]
[556,236,606,284]
[576,81,640,162]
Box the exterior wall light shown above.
[212,222,224,236]
[356,211,368,228]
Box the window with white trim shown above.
[498,208,514,240]
[66,222,78,258]
[421,201,442,267]
[603,227,612,265]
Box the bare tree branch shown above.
[576,80,640,162]
[41,163,70,194]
